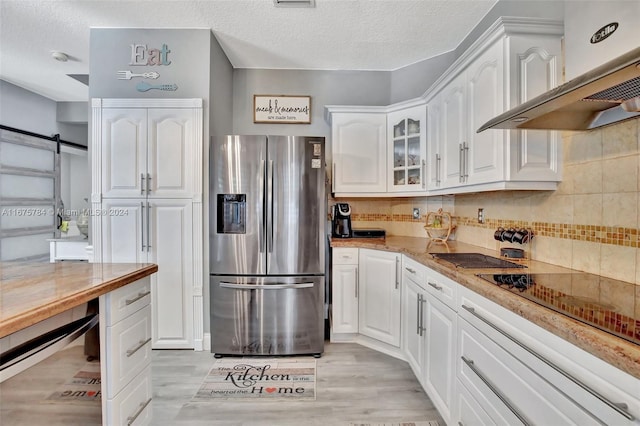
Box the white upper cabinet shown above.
[387,103,427,193]
[100,108,147,198]
[466,40,505,186]
[101,106,196,199]
[326,101,427,197]
[426,17,563,194]
[326,18,562,196]
[439,73,467,189]
[329,110,387,194]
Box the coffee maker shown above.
[332,203,353,238]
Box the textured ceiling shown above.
[0,0,497,102]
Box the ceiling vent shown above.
[274,0,315,8]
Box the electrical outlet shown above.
[412,208,420,219]
[477,208,484,224]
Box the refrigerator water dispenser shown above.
[217,194,246,234]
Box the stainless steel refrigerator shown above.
[209,135,325,357]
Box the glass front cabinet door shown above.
[387,104,427,193]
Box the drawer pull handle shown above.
[405,267,416,274]
[126,338,151,357]
[125,290,151,306]
[127,397,152,425]
[461,304,635,421]
[428,281,442,291]
[461,355,531,425]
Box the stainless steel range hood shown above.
[478,46,640,132]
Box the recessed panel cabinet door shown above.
[101,109,147,198]
[358,249,401,347]
[148,199,194,349]
[466,40,505,185]
[331,264,359,334]
[402,277,425,380]
[423,294,457,426]
[440,74,466,189]
[100,199,145,263]
[332,113,387,193]
[147,109,195,198]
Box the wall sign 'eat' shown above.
[129,44,171,66]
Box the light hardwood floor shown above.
[152,342,444,426]
[1,342,444,426]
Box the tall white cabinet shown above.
[92,98,203,350]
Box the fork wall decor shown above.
[116,70,160,80]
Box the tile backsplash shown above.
[334,118,640,284]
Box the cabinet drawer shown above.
[332,248,359,265]
[104,276,151,326]
[455,378,494,426]
[459,287,640,425]
[105,365,153,426]
[105,305,152,399]
[424,269,457,309]
[459,318,604,426]
[402,255,427,285]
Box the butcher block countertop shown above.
[0,262,158,338]
[331,236,640,380]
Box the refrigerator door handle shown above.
[259,159,266,253]
[267,159,274,253]
[219,282,314,290]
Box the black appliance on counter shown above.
[332,203,352,238]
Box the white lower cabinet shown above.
[331,248,401,349]
[331,248,359,334]
[423,293,457,425]
[401,255,457,425]
[401,270,426,380]
[100,276,153,426]
[358,249,401,347]
[333,249,640,426]
[100,198,194,349]
[457,286,640,426]
[106,365,153,426]
[455,377,495,426]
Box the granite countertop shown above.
[0,262,158,338]
[331,236,640,380]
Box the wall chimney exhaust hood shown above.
[478,46,640,132]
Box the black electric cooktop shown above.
[476,273,640,346]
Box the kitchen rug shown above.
[45,362,101,403]
[192,358,316,400]
[349,422,440,426]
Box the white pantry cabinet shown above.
[100,198,194,349]
[426,17,563,194]
[92,98,204,350]
[331,248,359,334]
[100,108,195,199]
[358,249,401,347]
